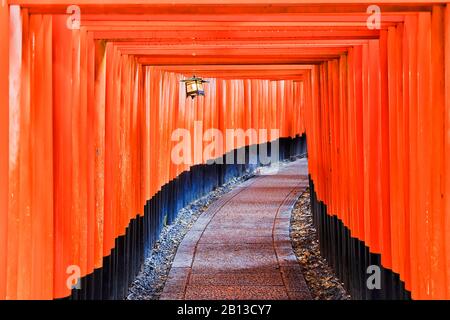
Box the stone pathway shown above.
[160,158,311,300]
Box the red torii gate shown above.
[0,0,449,300]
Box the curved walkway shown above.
[160,158,311,300]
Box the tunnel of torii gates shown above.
[0,0,449,300]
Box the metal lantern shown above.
[181,75,209,99]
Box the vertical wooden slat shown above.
[29,13,53,299]
[430,5,446,299]
[416,12,432,299]
[406,14,419,297]
[1,1,10,300]
[93,39,106,269]
[445,3,450,300]
[52,14,74,299]
[15,9,31,300]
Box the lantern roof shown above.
[180,75,209,83]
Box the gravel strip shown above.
[127,172,255,300]
[290,189,351,300]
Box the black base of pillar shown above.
[308,177,411,300]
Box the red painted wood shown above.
[1,0,450,300]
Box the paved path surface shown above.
[160,158,311,300]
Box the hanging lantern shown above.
[181,75,209,99]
